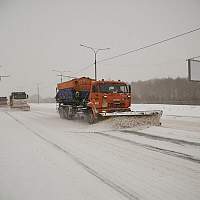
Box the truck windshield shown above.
[98,83,128,93]
[13,93,27,99]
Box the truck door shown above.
[90,83,101,109]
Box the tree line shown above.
[131,77,200,105]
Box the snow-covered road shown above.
[1,104,200,200]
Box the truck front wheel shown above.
[87,109,96,124]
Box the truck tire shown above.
[59,107,65,119]
[64,106,73,120]
[87,110,96,124]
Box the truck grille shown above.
[109,102,124,108]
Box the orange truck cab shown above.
[56,77,131,123]
[89,80,131,112]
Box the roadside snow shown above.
[0,103,200,200]
[132,104,200,117]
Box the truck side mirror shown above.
[27,94,29,99]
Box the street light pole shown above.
[94,52,97,80]
[52,69,72,83]
[80,44,110,80]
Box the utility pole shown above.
[52,69,72,83]
[0,65,9,81]
[57,74,63,83]
[0,75,9,81]
[37,83,40,104]
[80,44,110,80]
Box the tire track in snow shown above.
[4,111,139,200]
[73,131,200,164]
[27,109,200,163]
[119,130,200,147]
[165,114,200,119]
[42,109,200,148]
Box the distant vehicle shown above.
[0,96,8,107]
[56,77,162,126]
[10,92,30,111]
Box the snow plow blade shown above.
[99,110,163,128]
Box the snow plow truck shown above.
[56,77,162,127]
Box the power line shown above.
[80,44,110,80]
[188,55,200,60]
[52,69,72,82]
[97,26,200,63]
[72,63,94,76]
[62,75,77,79]
[75,26,200,76]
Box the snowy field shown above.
[0,103,200,200]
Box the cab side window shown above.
[92,85,98,92]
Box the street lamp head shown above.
[96,47,110,53]
[99,47,110,50]
[80,44,110,80]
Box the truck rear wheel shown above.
[59,107,65,119]
[64,106,73,120]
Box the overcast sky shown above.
[0,0,200,97]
